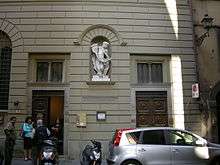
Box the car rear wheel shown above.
[121,160,141,165]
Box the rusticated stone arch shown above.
[76,24,126,46]
[0,18,24,51]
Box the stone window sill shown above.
[28,82,69,87]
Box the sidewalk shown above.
[12,158,107,165]
[12,158,80,165]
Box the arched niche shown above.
[75,24,126,46]
[90,36,111,81]
[76,25,125,84]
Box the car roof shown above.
[122,127,192,134]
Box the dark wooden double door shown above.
[136,91,168,127]
[32,90,64,154]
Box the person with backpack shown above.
[33,119,50,165]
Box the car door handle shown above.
[138,148,146,152]
[172,149,179,152]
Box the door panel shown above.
[172,146,207,165]
[50,96,64,125]
[165,130,208,165]
[32,90,64,155]
[136,91,168,127]
[32,97,49,126]
[138,130,171,165]
[137,144,171,165]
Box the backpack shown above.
[19,123,25,138]
[36,126,49,142]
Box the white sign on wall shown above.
[192,83,199,98]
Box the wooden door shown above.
[32,90,64,154]
[32,90,64,127]
[50,96,64,126]
[136,91,168,127]
[32,96,49,126]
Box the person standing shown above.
[4,116,17,165]
[51,119,63,154]
[33,119,50,165]
[22,116,34,160]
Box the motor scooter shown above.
[80,140,102,165]
[38,138,59,165]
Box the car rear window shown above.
[126,131,141,144]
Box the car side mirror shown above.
[195,140,206,147]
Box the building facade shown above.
[0,0,200,159]
[192,0,220,143]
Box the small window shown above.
[137,63,149,83]
[36,61,63,83]
[50,62,63,82]
[126,131,141,144]
[137,63,163,83]
[37,62,49,82]
[142,130,165,145]
[167,130,198,146]
[151,63,163,83]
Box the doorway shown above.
[216,92,220,143]
[32,90,64,154]
[136,91,168,127]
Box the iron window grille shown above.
[36,61,63,83]
[137,63,163,83]
[0,31,12,111]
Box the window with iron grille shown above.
[137,63,163,83]
[36,61,63,82]
[0,31,12,111]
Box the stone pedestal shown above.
[92,75,110,81]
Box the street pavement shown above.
[12,158,107,165]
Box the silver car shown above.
[107,127,220,165]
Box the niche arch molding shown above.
[75,24,127,46]
[0,18,24,51]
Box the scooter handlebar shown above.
[90,140,101,148]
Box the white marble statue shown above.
[91,41,111,81]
